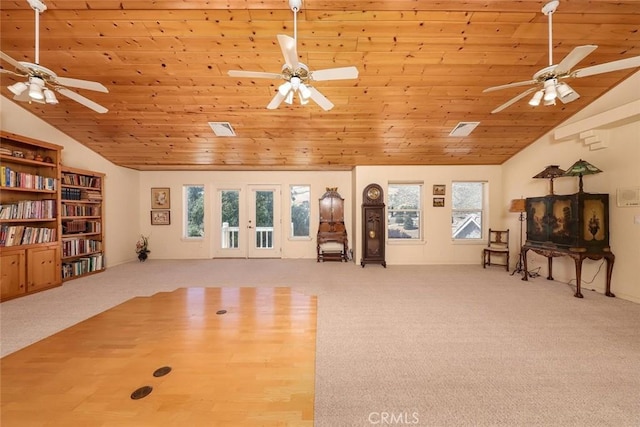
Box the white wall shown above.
[354,165,503,265]
[503,71,640,302]
[1,96,140,266]
[138,170,353,259]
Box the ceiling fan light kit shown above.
[1,0,109,112]
[484,0,640,114]
[227,0,358,111]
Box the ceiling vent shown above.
[448,122,480,137]
[208,122,236,137]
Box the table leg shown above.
[547,256,554,280]
[605,255,616,297]
[573,256,584,298]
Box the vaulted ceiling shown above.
[1,1,639,170]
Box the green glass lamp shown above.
[564,159,602,193]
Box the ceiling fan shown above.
[483,0,640,114]
[0,0,109,113]
[227,0,358,111]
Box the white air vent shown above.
[208,122,236,137]
[449,121,480,137]
[617,187,640,207]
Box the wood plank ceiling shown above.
[1,1,639,170]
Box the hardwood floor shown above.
[0,287,316,426]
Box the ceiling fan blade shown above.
[57,87,108,113]
[490,87,538,114]
[555,45,598,75]
[277,34,299,70]
[228,70,283,80]
[573,55,640,78]
[0,51,31,75]
[308,87,334,111]
[266,91,286,110]
[483,80,537,93]
[311,66,359,81]
[54,76,108,93]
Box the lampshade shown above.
[529,90,544,106]
[543,78,557,101]
[8,81,29,96]
[564,159,603,193]
[509,198,526,213]
[556,82,574,99]
[43,88,58,105]
[533,165,566,195]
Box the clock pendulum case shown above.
[361,183,386,267]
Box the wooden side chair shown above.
[483,229,509,271]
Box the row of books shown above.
[62,254,104,279]
[0,199,56,220]
[0,225,57,247]
[61,204,101,216]
[61,173,102,188]
[1,166,56,191]
[61,238,102,257]
[62,219,101,234]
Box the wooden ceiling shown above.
[1,1,639,171]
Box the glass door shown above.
[213,185,280,258]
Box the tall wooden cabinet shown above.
[61,166,105,280]
[317,188,348,262]
[361,184,386,267]
[0,132,62,301]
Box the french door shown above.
[213,184,281,258]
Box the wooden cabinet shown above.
[61,166,105,280]
[525,192,610,252]
[361,183,386,267]
[0,131,62,301]
[317,188,348,262]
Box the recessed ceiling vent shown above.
[208,122,236,137]
[448,121,480,137]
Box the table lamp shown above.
[532,165,566,195]
[564,159,602,193]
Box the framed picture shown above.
[151,210,171,225]
[151,187,170,209]
[433,197,445,207]
[433,184,446,195]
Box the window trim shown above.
[387,182,424,242]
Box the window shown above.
[387,183,422,240]
[184,185,204,238]
[290,185,310,238]
[451,182,485,240]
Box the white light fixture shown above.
[556,82,574,99]
[28,77,45,100]
[284,90,294,105]
[43,88,58,104]
[8,82,29,96]
[278,81,291,96]
[529,90,544,106]
[543,78,557,101]
[298,83,311,101]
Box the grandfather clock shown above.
[361,183,386,267]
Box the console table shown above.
[521,244,615,298]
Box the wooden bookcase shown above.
[60,166,105,281]
[0,131,62,301]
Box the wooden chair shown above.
[483,229,509,271]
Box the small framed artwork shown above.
[151,210,171,225]
[433,197,445,207]
[151,187,170,209]
[433,185,446,195]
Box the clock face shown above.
[367,187,380,200]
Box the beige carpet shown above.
[2,259,640,426]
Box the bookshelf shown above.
[60,166,105,281]
[1,131,62,301]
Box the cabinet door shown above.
[27,245,61,292]
[1,250,26,300]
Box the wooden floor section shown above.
[1,287,316,426]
